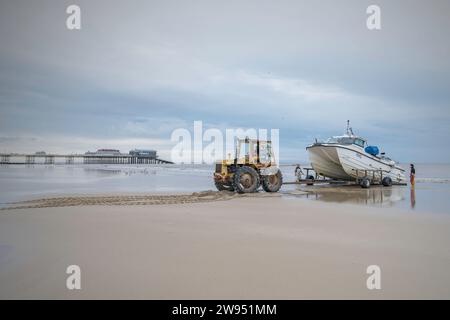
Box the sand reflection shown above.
[289,185,407,207]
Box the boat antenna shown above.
[346,120,354,136]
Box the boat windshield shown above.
[325,136,366,147]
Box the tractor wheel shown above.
[232,166,260,193]
[262,169,283,192]
[214,180,234,191]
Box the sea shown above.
[0,163,449,214]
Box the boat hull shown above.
[307,144,406,183]
[307,145,350,180]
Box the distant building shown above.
[129,149,157,158]
[85,149,122,156]
[35,151,46,155]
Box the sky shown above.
[0,0,449,163]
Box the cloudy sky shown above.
[0,0,449,163]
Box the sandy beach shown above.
[1,192,450,299]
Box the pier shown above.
[0,153,174,165]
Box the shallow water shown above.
[281,163,450,214]
[0,163,449,214]
[282,183,450,214]
[0,164,214,204]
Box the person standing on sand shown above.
[295,164,303,182]
[410,164,416,185]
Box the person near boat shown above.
[410,164,416,185]
[295,164,303,181]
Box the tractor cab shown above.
[234,138,274,166]
[214,137,282,193]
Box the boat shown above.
[306,121,406,186]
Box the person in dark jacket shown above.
[410,164,416,185]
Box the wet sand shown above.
[1,193,450,299]
[0,191,242,210]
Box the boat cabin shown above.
[325,135,367,148]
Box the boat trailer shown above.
[283,167,407,188]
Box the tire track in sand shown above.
[0,191,280,210]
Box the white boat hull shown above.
[307,145,349,180]
[307,144,406,183]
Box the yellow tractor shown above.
[213,137,283,193]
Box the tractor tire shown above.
[214,180,234,191]
[306,175,315,186]
[232,166,260,194]
[262,169,283,192]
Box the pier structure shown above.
[44,156,55,164]
[1,155,10,163]
[25,155,35,164]
[65,156,75,164]
[0,153,173,165]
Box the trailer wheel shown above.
[306,175,315,186]
[360,177,371,189]
[382,176,392,187]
